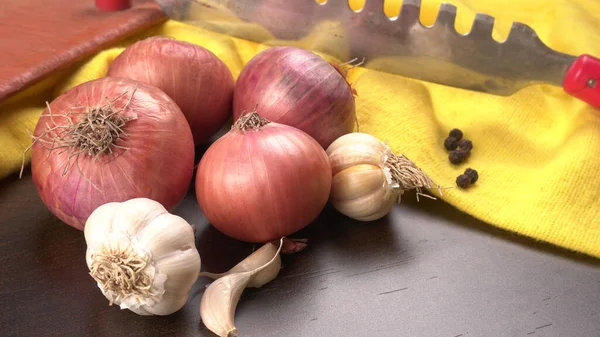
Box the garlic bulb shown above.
[84,198,201,316]
[326,132,438,221]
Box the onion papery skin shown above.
[107,36,235,145]
[233,46,356,149]
[195,118,332,243]
[31,77,195,230]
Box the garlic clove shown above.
[199,241,282,288]
[330,165,399,221]
[221,242,280,275]
[144,290,191,316]
[332,187,397,221]
[246,253,281,288]
[325,132,388,157]
[83,201,120,249]
[153,247,201,293]
[326,133,395,175]
[109,198,169,237]
[135,212,196,259]
[330,164,388,201]
[200,272,252,337]
[127,305,154,316]
[200,239,283,337]
[328,142,387,175]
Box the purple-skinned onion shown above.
[233,46,357,149]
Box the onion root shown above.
[20,87,137,190]
[233,108,270,131]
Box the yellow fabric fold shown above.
[1,0,599,257]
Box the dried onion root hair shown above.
[19,88,138,190]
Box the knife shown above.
[152,0,600,109]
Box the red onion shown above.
[195,111,332,243]
[29,77,194,230]
[233,46,356,149]
[107,36,234,145]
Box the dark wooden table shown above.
[1,171,599,337]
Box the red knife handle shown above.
[563,54,600,109]
[95,0,131,11]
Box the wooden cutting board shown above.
[0,0,167,101]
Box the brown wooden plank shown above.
[0,0,167,101]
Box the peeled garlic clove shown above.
[330,164,398,221]
[200,239,283,337]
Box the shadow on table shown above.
[193,202,405,269]
[188,185,599,293]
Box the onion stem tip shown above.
[233,110,271,132]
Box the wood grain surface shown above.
[1,169,599,337]
[0,0,166,101]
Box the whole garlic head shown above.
[84,198,201,316]
[326,132,437,221]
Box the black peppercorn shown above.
[458,139,473,151]
[449,128,463,140]
[449,149,469,164]
[444,136,459,151]
[464,168,479,183]
[456,174,471,189]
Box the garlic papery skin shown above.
[326,133,437,221]
[84,198,201,316]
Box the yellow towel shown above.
[1,0,599,257]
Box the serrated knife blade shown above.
[155,0,600,108]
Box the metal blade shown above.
[155,0,577,95]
